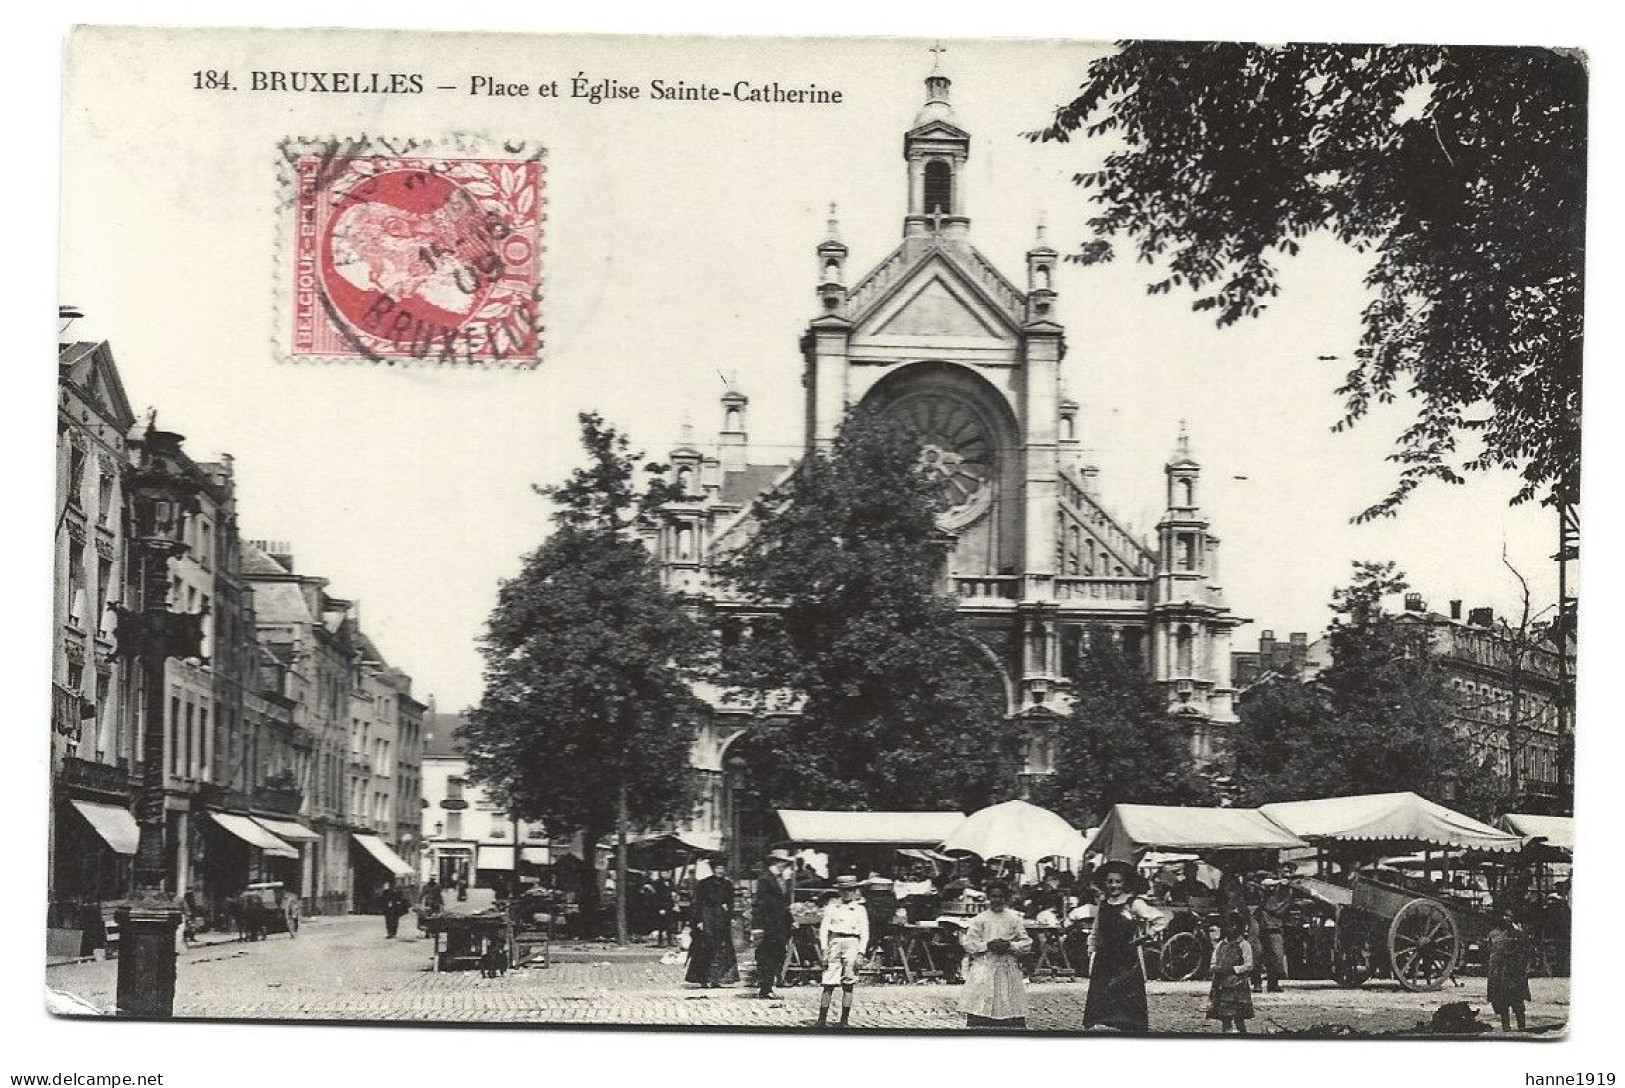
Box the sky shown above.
[58,30,1565,711]
[16,3,1623,1085]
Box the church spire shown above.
[904,44,970,243]
[816,201,849,313]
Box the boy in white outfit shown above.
[816,875,869,1028]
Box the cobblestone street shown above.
[45,914,1568,1036]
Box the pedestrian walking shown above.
[684,858,739,988]
[960,881,1033,1029]
[381,882,409,939]
[1486,908,1532,1032]
[815,875,869,1028]
[753,849,795,998]
[1256,864,1295,991]
[1207,911,1256,1034]
[650,874,677,947]
[422,877,445,915]
[1081,859,1167,1033]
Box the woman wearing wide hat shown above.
[1082,859,1168,1032]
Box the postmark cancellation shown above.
[277,135,545,367]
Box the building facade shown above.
[645,63,1245,862]
[50,342,139,928]
[242,542,420,914]
[419,712,550,890]
[1398,598,1574,815]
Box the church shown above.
[645,58,1245,861]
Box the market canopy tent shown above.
[1089,803,1308,862]
[1498,813,1573,855]
[626,833,721,870]
[774,810,965,847]
[1259,792,1524,855]
[940,800,1086,864]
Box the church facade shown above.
[646,63,1244,858]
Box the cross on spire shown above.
[929,41,947,69]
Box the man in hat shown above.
[1256,863,1296,992]
[753,849,796,998]
[815,875,869,1028]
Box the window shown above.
[97,473,114,524]
[923,160,953,214]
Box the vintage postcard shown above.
[48,24,1585,1063]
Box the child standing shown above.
[1486,909,1532,1032]
[815,876,869,1028]
[1207,911,1255,1034]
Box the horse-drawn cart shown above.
[1310,873,1496,991]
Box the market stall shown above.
[1086,803,1311,980]
[771,810,965,984]
[1259,792,1525,990]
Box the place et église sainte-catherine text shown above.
[193,69,844,105]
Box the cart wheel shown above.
[1388,899,1459,992]
[1159,931,1208,981]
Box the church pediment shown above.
[906,119,970,142]
[855,252,1021,341]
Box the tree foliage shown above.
[1030,633,1212,828]
[713,408,1014,811]
[463,413,707,846]
[1231,561,1500,816]
[1033,43,1585,517]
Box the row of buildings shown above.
[1230,597,1575,815]
[51,338,426,934]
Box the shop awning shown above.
[252,816,321,843]
[1259,792,1524,854]
[352,833,415,877]
[1090,804,1308,861]
[70,799,139,856]
[775,810,964,847]
[1498,813,1573,853]
[476,845,550,871]
[210,811,299,858]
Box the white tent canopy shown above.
[1259,792,1524,854]
[1499,813,1573,853]
[940,800,1085,864]
[775,810,965,847]
[1089,803,1308,861]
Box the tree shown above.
[1230,561,1500,815]
[1033,43,1585,519]
[462,413,706,943]
[1030,632,1212,829]
[712,408,1015,812]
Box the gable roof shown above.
[59,341,137,431]
[844,241,1027,334]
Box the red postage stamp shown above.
[279,136,545,366]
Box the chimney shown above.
[1404,592,1425,612]
[1259,630,1276,659]
[1288,632,1308,668]
[1468,606,1494,628]
[1449,599,1463,621]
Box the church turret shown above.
[816,203,848,314]
[903,46,971,243]
[1026,221,1059,324]
[719,387,749,474]
[1157,424,1208,575]
[669,422,702,498]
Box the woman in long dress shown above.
[685,860,740,988]
[960,882,1034,1028]
[1082,860,1167,1032]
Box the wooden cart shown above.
[1326,874,1496,992]
[423,912,512,973]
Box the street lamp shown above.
[110,424,204,1018]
